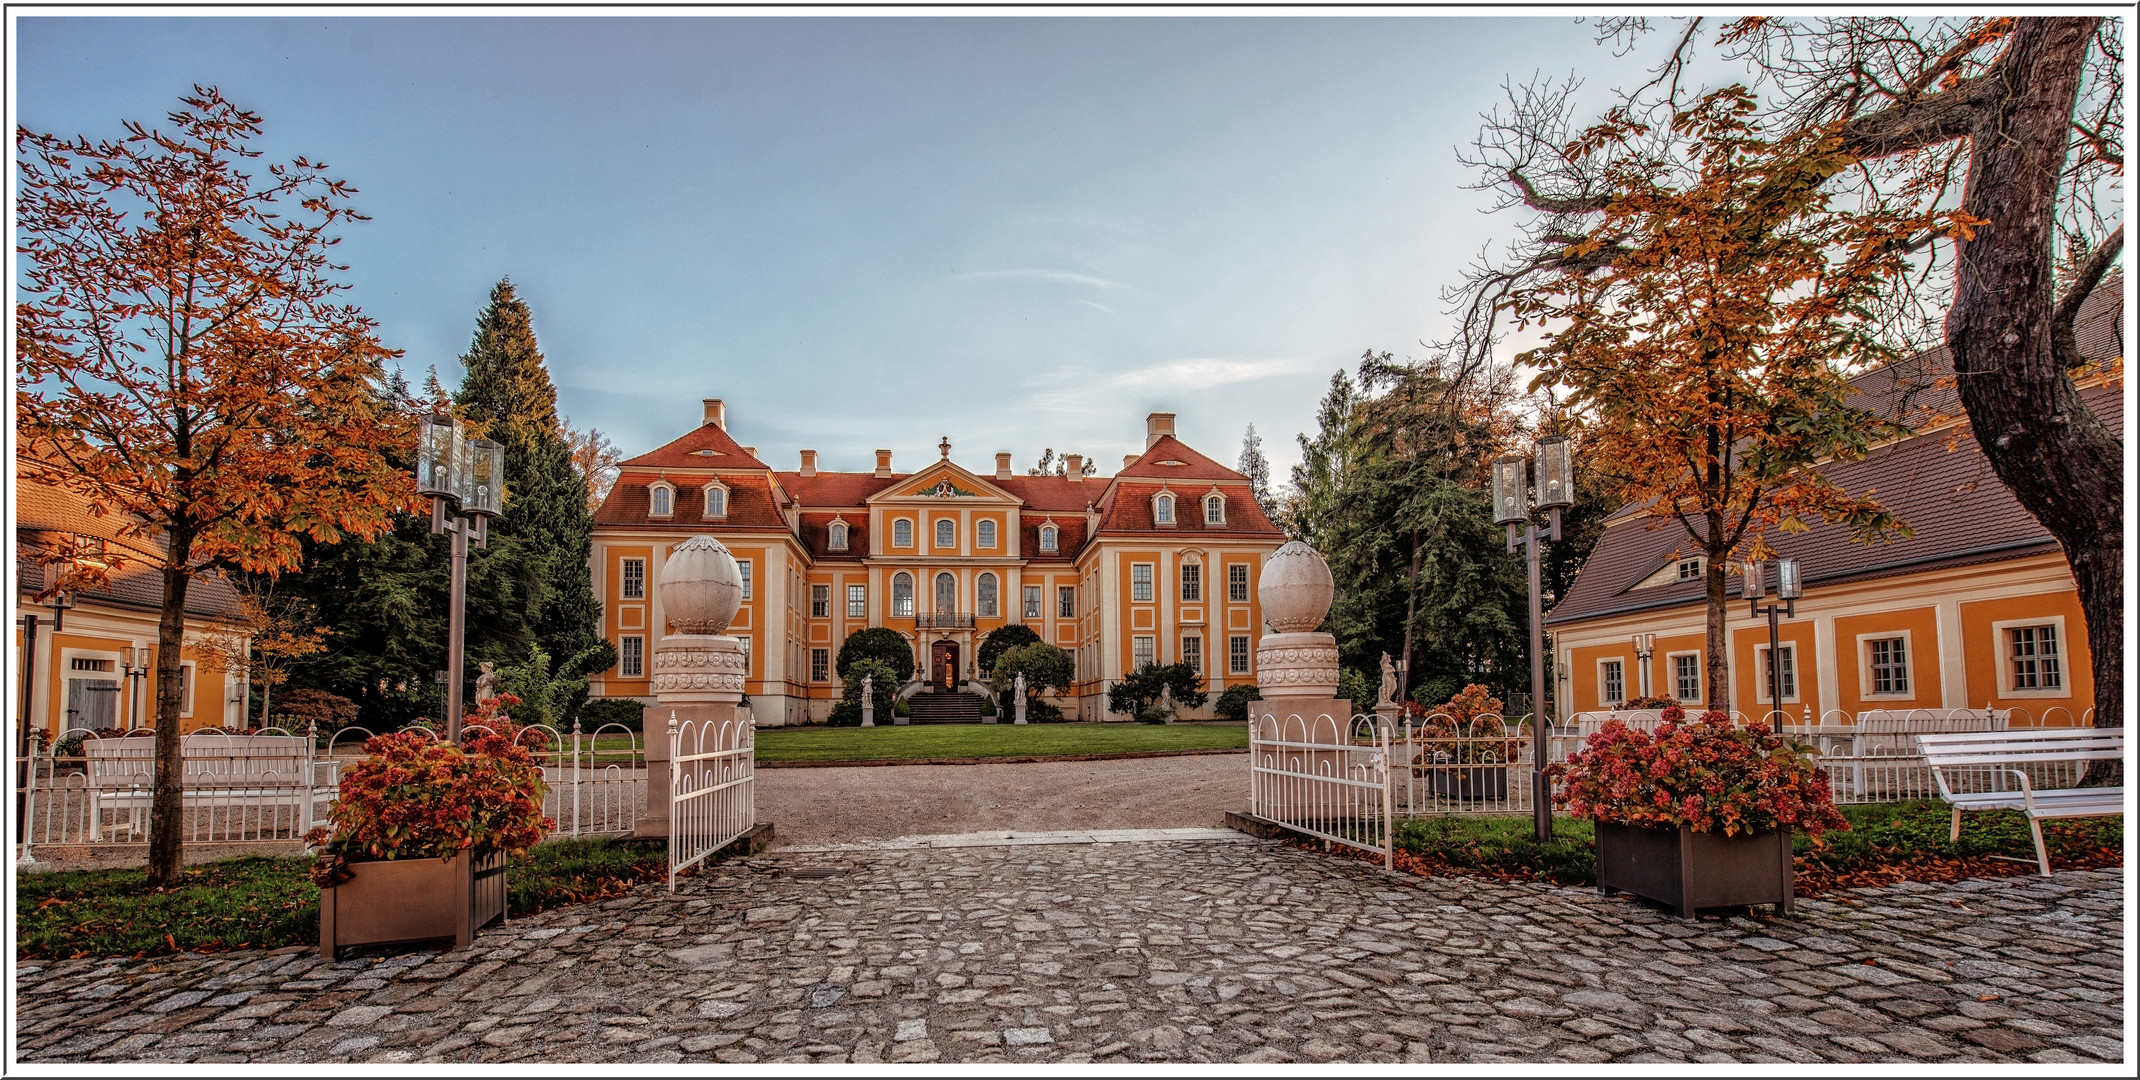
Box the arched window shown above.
[977,520,997,549]
[978,573,999,617]
[893,518,913,547]
[934,572,957,614]
[702,483,727,519]
[649,483,674,518]
[935,518,956,548]
[892,572,915,617]
[1040,524,1058,553]
[1205,493,1225,525]
[829,522,849,551]
[1154,493,1175,525]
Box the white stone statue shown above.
[1013,672,1028,725]
[1378,653,1397,707]
[474,662,497,706]
[860,673,875,727]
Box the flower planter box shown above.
[1426,764,1510,802]
[1594,821,1794,919]
[318,849,506,959]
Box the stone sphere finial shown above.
[1259,540,1334,633]
[660,535,742,634]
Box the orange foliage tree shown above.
[16,87,413,886]
[1511,89,1959,711]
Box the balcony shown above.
[915,612,976,629]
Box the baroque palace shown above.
[588,401,1287,724]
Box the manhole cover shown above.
[790,867,843,880]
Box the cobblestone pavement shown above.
[13,833,2126,1065]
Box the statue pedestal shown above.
[636,633,746,840]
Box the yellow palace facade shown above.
[588,400,1288,724]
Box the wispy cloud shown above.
[961,269,1127,290]
[1102,356,1309,391]
[1075,299,1118,317]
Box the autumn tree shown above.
[198,584,331,727]
[16,88,410,886]
[564,418,622,514]
[1459,16,2124,748]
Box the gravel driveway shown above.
[754,752,1247,847]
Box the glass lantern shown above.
[416,415,460,498]
[463,438,505,516]
[451,429,476,506]
[1776,557,1803,600]
[1742,559,1765,599]
[1534,435,1574,510]
[1491,455,1529,526]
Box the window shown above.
[1154,494,1175,525]
[1059,586,1075,619]
[847,584,866,618]
[829,522,848,551]
[1600,660,1625,707]
[977,520,997,549]
[1132,563,1154,603]
[649,485,673,518]
[1024,585,1042,619]
[934,572,956,614]
[738,560,752,600]
[71,657,114,672]
[893,518,913,547]
[702,484,727,519]
[1868,637,1909,695]
[178,662,195,718]
[1676,557,1702,582]
[2009,625,2062,690]
[811,648,829,683]
[1228,564,1249,602]
[619,636,645,678]
[619,558,646,600]
[737,636,751,675]
[811,585,829,618]
[978,574,999,617]
[1756,644,1797,702]
[1182,636,1202,673]
[1672,653,1702,704]
[935,518,956,548]
[1205,494,1225,525]
[892,573,915,618]
[1133,636,1155,669]
[1181,564,1201,602]
[1229,636,1251,674]
[1039,524,1058,553]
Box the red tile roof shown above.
[619,422,772,471]
[594,473,790,530]
[1095,482,1284,538]
[798,512,870,560]
[14,476,245,622]
[774,471,905,508]
[992,474,1100,512]
[1019,514,1088,562]
[1116,435,1246,481]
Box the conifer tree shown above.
[454,280,612,720]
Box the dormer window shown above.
[1040,524,1059,553]
[702,482,728,520]
[649,482,675,518]
[1153,493,1175,526]
[1677,557,1703,582]
[1204,493,1225,525]
[829,521,849,551]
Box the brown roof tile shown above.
[1095,482,1284,538]
[594,473,790,531]
[1115,434,1246,481]
[774,471,905,508]
[618,421,772,471]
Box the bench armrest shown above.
[2006,768,2036,813]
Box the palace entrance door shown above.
[929,640,960,692]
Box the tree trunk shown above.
[1703,555,1730,713]
[1943,17,2122,783]
[1399,529,1421,703]
[147,537,194,888]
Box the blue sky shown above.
[15,15,1637,481]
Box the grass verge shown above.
[1366,801,2121,894]
[17,836,675,960]
[752,721,1247,763]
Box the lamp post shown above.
[1744,559,1802,726]
[1631,633,1656,701]
[120,646,152,731]
[1493,434,1575,842]
[16,591,73,845]
[416,414,505,742]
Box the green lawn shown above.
[752,722,1248,763]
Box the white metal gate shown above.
[667,713,756,890]
[1249,709,1393,868]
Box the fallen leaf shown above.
[1977,995,2000,1002]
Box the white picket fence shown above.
[667,714,756,890]
[1248,710,1394,868]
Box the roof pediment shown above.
[867,458,1022,505]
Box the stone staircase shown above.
[907,692,984,724]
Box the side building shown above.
[1545,279,2123,726]
[588,402,1288,723]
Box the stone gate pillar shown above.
[635,535,747,840]
[1254,541,1352,779]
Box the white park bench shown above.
[83,733,338,840]
[1914,728,2124,876]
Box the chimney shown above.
[1063,454,1084,482]
[1123,453,1139,471]
[874,449,893,478]
[994,452,1012,480]
[799,449,817,477]
[703,399,726,430]
[741,446,756,459]
[1145,411,1176,449]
